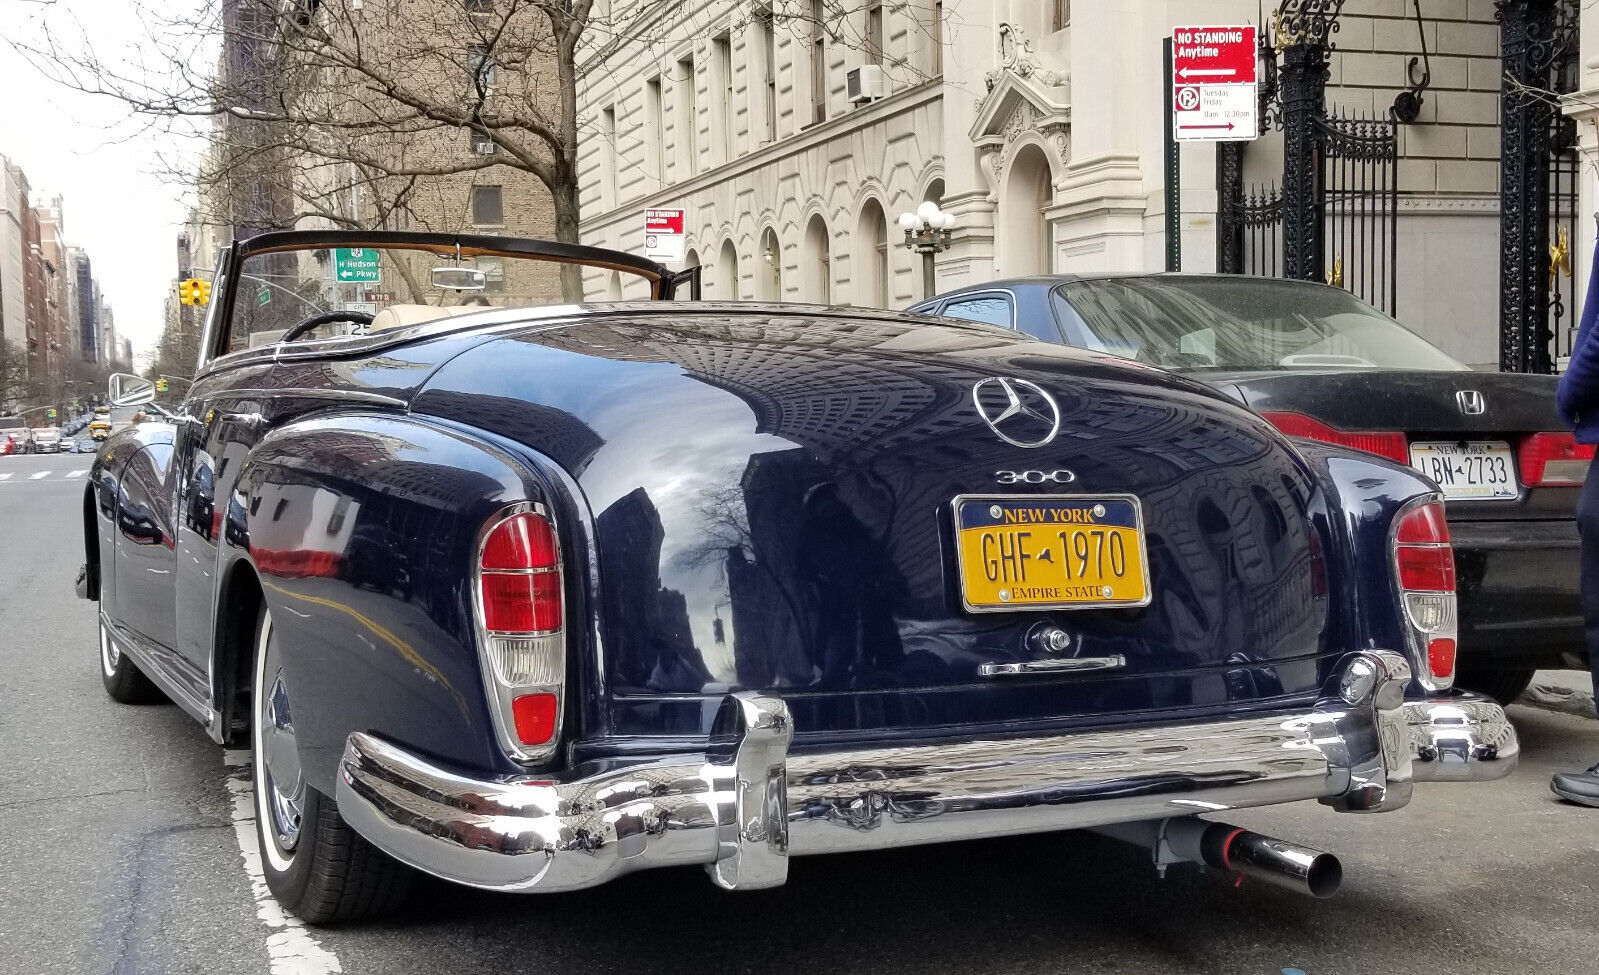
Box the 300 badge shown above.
[995,469,1077,485]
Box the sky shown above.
[0,0,207,363]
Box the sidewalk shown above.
[1523,669,1597,718]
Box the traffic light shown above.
[46,409,55,420]
[155,378,168,393]
[177,278,211,306]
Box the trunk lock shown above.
[1027,623,1075,656]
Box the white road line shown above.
[0,472,10,480]
[29,471,49,479]
[66,469,87,477]
[222,750,343,974]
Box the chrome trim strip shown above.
[979,655,1127,676]
[334,651,1517,894]
[100,612,216,730]
[218,388,409,410]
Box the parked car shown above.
[80,231,1516,926]
[912,274,1588,704]
[31,427,62,453]
[72,435,97,454]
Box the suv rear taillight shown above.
[1391,497,1456,689]
[1517,432,1595,486]
[1260,411,1409,464]
[474,505,565,762]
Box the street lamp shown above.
[898,200,956,299]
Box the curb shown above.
[1519,683,1598,720]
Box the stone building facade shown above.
[576,0,1543,367]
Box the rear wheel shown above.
[99,618,165,704]
[1454,666,1536,706]
[251,606,413,923]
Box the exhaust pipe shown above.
[1091,818,1343,899]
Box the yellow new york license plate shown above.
[953,495,1151,612]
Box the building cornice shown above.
[580,80,943,234]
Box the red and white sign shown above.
[644,208,686,262]
[1172,25,1258,142]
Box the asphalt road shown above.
[3,449,1597,975]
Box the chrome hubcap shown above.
[100,621,120,677]
[255,616,305,854]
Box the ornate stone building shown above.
[578,1,1571,368]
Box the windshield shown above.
[1056,277,1468,372]
[226,243,660,354]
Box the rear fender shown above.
[225,413,567,796]
[1288,439,1438,680]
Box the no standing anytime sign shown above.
[1171,25,1258,142]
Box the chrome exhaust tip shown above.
[1092,818,1343,899]
[1217,830,1343,899]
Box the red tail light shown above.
[511,693,560,746]
[1392,498,1457,687]
[1516,432,1594,486]
[475,507,566,758]
[1260,412,1408,464]
[480,512,562,634]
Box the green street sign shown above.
[334,247,382,284]
[257,287,271,307]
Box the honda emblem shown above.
[1456,390,1486,416]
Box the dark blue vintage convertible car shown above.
[82,231,1517,923]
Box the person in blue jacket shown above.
[1553,247,1599,808]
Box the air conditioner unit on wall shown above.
[846,64,888,104]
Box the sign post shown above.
[643,208,686,263]
[1163,37,1180,272]
[1171,26,1259,142]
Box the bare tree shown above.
[15,0,942,300]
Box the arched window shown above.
[802,214,831,303]
[717,239,741,299]
[855,199,889,307]
[758,228,782,300]
[683,247,702,297]
[999,145,1053,277]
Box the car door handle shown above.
[978,656,1128,677]
[205,410,265,427]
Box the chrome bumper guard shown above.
[335,650,1518,893]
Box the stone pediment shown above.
[970,70,1071,150]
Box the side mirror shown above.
[108,373,155,408]
[431,265,487,291]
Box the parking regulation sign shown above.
[1171,25,1258,142]
[643,208,686,262]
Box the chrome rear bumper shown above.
[336,649,1518,893]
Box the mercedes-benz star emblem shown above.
[972,377,1061,448]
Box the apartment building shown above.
[577,1,1565,366]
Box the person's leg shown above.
[1552,472,1599,806]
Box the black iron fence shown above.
[1317,112,1399,315]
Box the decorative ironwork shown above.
[1216,142,1246,274]
[1275,0,1345,282]
[1274,0,1345,50]
[1497,0,1579,373]
[1317,111,1400,313]
[1391,0,1433,123]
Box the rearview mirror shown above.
[431,265,487,291]
[108,373,155,408]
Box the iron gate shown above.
[1218,110,1399,315]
